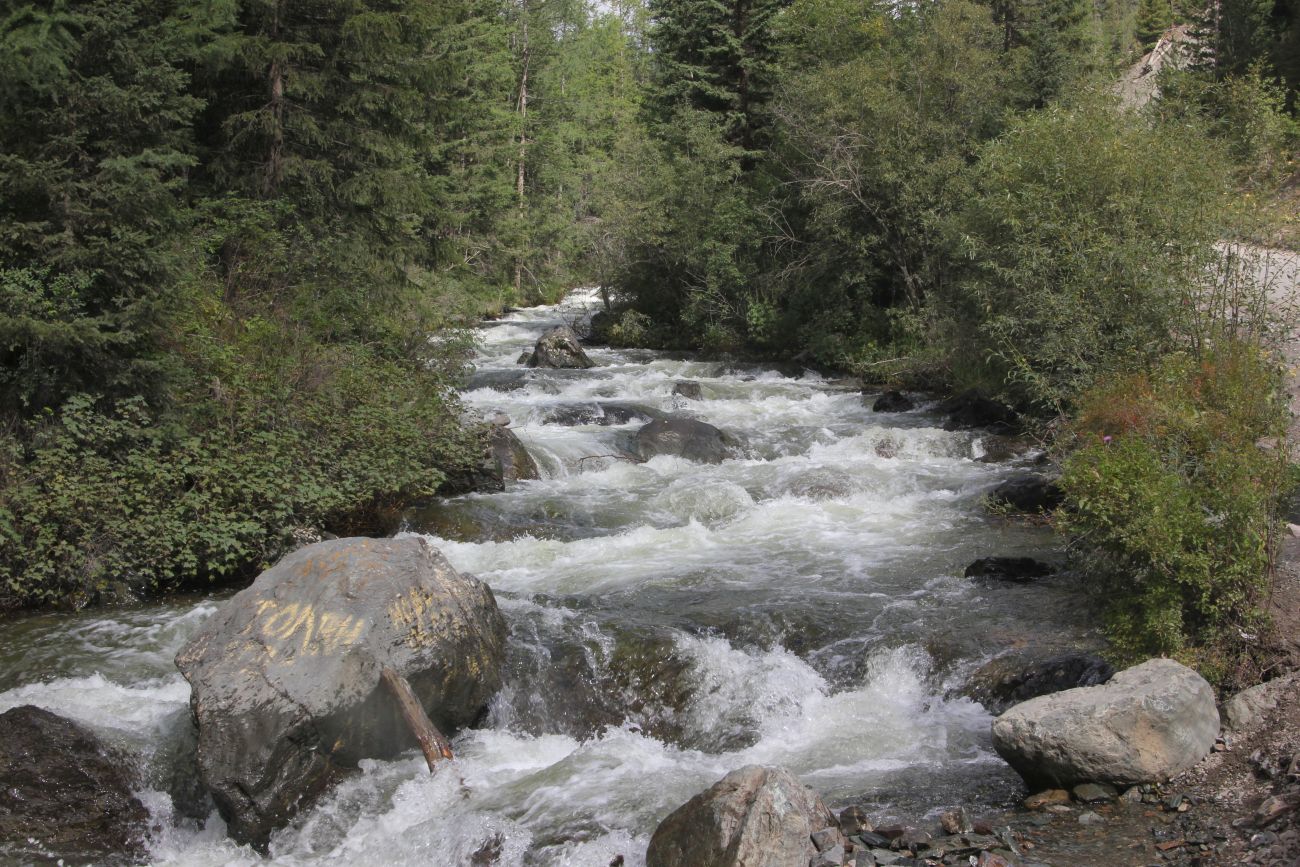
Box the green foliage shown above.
[1059,346,1290,678]
[943,94,1233,413]
[1134,0,1172,45]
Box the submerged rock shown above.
[672,380,704,401]
[634,417,736,464]
[645,765,842,867]
[988,476,1064,513]
[964,556,1054,583]
[965,651,1114,715]
[176,536,508,847]
[871,390,915,413]
[0,705,149,861]
[541,401,666,427]
[526,325,594,369]
[992,658,1219,789]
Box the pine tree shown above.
[1135,0,1174,45]
[0,0,219,411]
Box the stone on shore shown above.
[872,390,915,413]
[988,476,1064,513]
[936,390,1016,431]
[645,765,843,867]
[992,658,1219,789]
[176,536,508,847]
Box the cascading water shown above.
[0,290,1098,866]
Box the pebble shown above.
[811,828,841,852]
[1023,789,1071,811]
[1077,811,1104,826]
[1248,830,1278,849]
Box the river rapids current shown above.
[0,289,1099,866]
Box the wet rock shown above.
[987,476,1064,514]
[871,390,915,413]
[973,435,1034,464]
[992,658,1219,789]
[936,390,1017,431]
[672,381,704,400]
[840,805,874,836]
[1073,782,1117,803]
[1023,789,1071,810]
[1223,672,1299,734]
[892,828,931,852]
[176,536,508,847]
[634,417,737,464]
[964,652,1115,715]
[464,368,531,392]
[0,705,149,861]
[645,765,842,867]
[526,325,595,369]
[1078,810,1104,826]
[439,425,540,495]
[940,807,973,835]
[964,556,1054,583]
[541,401,666,427]
[516,350,531,365]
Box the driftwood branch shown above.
[380,666,454,771]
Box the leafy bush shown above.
[1059,344,1291,680]
[944,93,1234,415]
[0,344,481,609]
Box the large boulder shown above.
[871,390,915,413]
[991,658,1219,789]
[526,325,594,369]
[0,705,149,861]
[646,765,843,867]
[634,418,736,464]
[176,536,508,847]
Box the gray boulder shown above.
[964,651,1114,715]
[634,418,736,464]
[646,765,843,867]
[1223,672,1299,734]
[673,381,704,401]
[176,536,507,847]
[991,658,1218,789]
[526,325,594,369]
[0,705,150,862]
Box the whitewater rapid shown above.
[0,289,1093,865]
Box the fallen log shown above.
[380,666,454,771]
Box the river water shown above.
[0,290,1097,866]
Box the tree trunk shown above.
[514,0,531,299]
[379,667,454,772]
[265,2,285,195]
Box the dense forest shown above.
[1,0,1297,674]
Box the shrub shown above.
[1059,344,1291,680]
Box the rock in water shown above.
[176,536,508,847]
[488,425,540,483]
[964,556,1054,582]
[634,417,735,464]
[0,705,149,861]
[645,765,843,867]
[991,658,1218,788]
[965,652,1114,715]
[526,325,594,369]
[935,390,1016,431]
[672,380,704,400]
[988,476,1064,513]
[871,390,915,413]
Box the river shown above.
[0,289,1097,865]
